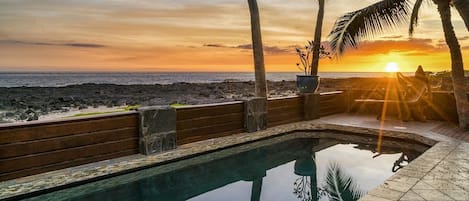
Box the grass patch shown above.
[70,111,122,117]
[121,105,140,111]
[170,103,190,108]
[67,103,189,118]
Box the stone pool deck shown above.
[0,114,468,201]
[320,114,469,201]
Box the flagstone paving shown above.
[319,114,468,201]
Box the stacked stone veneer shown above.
[138,95,322,154]
[244,97,268,132]
[138,106,177,155]
[303,93,320,120]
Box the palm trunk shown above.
[248,0,267,97]
[310,153,318,201]
[310,0,325,76]
[250,178,263,201]
[436,1,469,129]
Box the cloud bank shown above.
[0,40,107,48]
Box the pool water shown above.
[22,136,430,201]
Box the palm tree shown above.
[311,0,325,76]
[323,162,365,201]
[329,0,469,128]
[247,0,267,97]
[453,0,469,31]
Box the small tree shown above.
[296,41,331,75]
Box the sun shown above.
[385,62,399,72]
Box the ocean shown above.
[0,72,394,87]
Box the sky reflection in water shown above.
[189,143,402,201]
[23,138,427,201]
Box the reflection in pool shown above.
[22,136,430,201]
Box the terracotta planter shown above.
[296,75,320,93]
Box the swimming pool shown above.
[20,135,430,201]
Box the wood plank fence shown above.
[319,91,347,117]
[267,96,304,127]
[176,102,245,145]
[0,112,138,181]
[347,90,466,122]
[0,91,347,181]
[0,90,463,182]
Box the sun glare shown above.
[385,62,399,72]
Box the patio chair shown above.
[354,80,429,121]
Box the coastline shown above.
[0,77,463,123]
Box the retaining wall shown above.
[0,91,356,181]
[0,112,139,181]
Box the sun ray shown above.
[376,77,393,153]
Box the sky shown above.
[0,0,468,72]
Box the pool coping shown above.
[0,120,465,200]
[359,141,467,201]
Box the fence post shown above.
[138,106,177,155]
[244,97,267,132]
[303,93,320,120]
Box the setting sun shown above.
[385,62,399,72]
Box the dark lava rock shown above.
[5,78,458,122]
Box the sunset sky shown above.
[0,0,468,72]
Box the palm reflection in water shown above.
[293,153,365,201]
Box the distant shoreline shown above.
[0,72,411,88]
[0,77,465,123]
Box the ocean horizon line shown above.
[0,71,414,88]
[0,71,418,74]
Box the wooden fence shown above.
[176,102,245,145]
[267,96,304,127]
[0,112,139,181]
[176,92,347,142]
[0,92,347,181]
[0,90,463,182]
[319,91,347,117]
[347,90,465,122]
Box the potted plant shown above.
[295,41,330,93]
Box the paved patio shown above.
[0,114,468,201]
[320,114,469,201]
[320,113,469,143]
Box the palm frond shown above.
[453,0,469,31]
[324,162,365,201]
[409,0,424,35]
[328,0,411,56]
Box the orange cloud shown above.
[203,43,293,55]
[1,0,467,72]
[345,38,445,56]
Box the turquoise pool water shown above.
[21,136,429,201]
